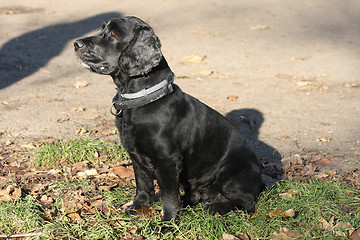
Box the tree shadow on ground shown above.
[226,109,283,186]
[0,12,122,89]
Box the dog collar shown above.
[110,79,174,116]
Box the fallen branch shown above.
[0,232,41,239]
[120,200,133,210]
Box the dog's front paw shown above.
[203,202,234,215]
[161,208,180,221]
[120,200,137,215]
[122,199,155,216]
[125,206,138,216]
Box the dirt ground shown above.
[0,0,359,172]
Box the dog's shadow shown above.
[0,12,122,89]
[225,109,283,186]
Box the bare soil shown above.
[1,0,359,173]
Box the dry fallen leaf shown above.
[350,228,360,239]
[279,135,290,140]
[74,81,89,88]
[84,169,98,176]
[271,227,301,239]
[100,129,117,136]
[76,127,88,135]
[319,217,334,229]
[98,204,110,215]
[281,154,303,169]
[121,200,134,210]
[341,204,355,213]
[30,183,47,195]
[297,81,312,87]
[251,24,269,30]
[317,73,327,78]
[227,95,238,101]
[235,233,250,240]
[20,143,36,149]
[61,199,81,213]
[129,228,137,235]
[284,209,296,218]
[333,221,353,230]
[71,106,86,112]
[280,228,301,238]
[297,76,316,82]
[279,189,299,199]
[316,158,331,166]
[315,172,329,179]
[309,156,322,162]
[67,212,82,221]
[180,54,206,64]
[269,208,283,218]
[9,186,21,200]
[40,195,54,204]
[98,183,118,191]
[72,161,89,173]
[222,232,240,240]
[0,6,43,15]
[56,117,70,123]
[0,185,22,202]
[111,166,135,180]
[136,207,156,217]
[305,164,317,176]
[317,137,332,143]
[196,70,214,76]
[345,83,360,88]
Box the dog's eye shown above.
[111,30,118,38]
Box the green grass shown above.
[0,196,44,235]
[1,139,359,239]
[31,138,129,169]
[240,179,360,239]
[1,178,359,239]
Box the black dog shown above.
[74,16,263,221]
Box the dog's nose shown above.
[74,40,84,51]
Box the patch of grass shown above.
[137,180,358,239]
[41,219,123,240]
[4,139,359,239]
[127,179,359,239]
[0,179,359,239]
[233,179,360,239]
[31,138,129,169]
[38,182,138,239]
[102,185,136,207]
[0,196,44,235]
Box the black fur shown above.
[74,16,263,221]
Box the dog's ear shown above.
[119,25,162,76]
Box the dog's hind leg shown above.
[205,150,262,215]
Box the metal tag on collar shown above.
[110,102,123,116]
[110,95,123,116]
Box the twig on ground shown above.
[0,232,41,238]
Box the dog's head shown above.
[74,16,162,77]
